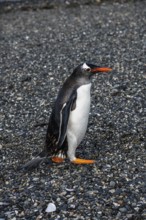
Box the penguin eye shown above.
[86,68,91,72]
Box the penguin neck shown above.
[71,75,91,87]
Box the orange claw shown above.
[72,158,95,164]
[52,157,64,163]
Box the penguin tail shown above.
[21,150,50,171]
[21,157,46,171]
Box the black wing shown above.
[57,91,77,147]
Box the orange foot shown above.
[72,158,95,164]
[52,157,64,163]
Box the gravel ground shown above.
[0,1,146,219]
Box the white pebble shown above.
[45,203,56,213]
[65,188,74,192]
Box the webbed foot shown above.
[72,158,95,164]
[51,157,64,163]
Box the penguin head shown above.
[72,63,112,79]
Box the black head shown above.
[72,63,112,79]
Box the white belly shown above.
[67,83,91,158]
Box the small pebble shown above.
[45,203,56,213]
[119,207,127,212]
[110,181,116,187]
[65,188,75,192]
[109,189,115,193]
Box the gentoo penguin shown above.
[23,63,112,170]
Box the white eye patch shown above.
[82,63,90,70]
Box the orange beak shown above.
[91,67,112,73]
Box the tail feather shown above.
[22,157,46,171]
[21,149,49,171]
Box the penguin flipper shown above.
[57,91,77,147]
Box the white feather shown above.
[67,83,91,161]
[82,63,90,70]
[57,103,66,144]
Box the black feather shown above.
[21,150,48,171]
[22,157,46,171]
